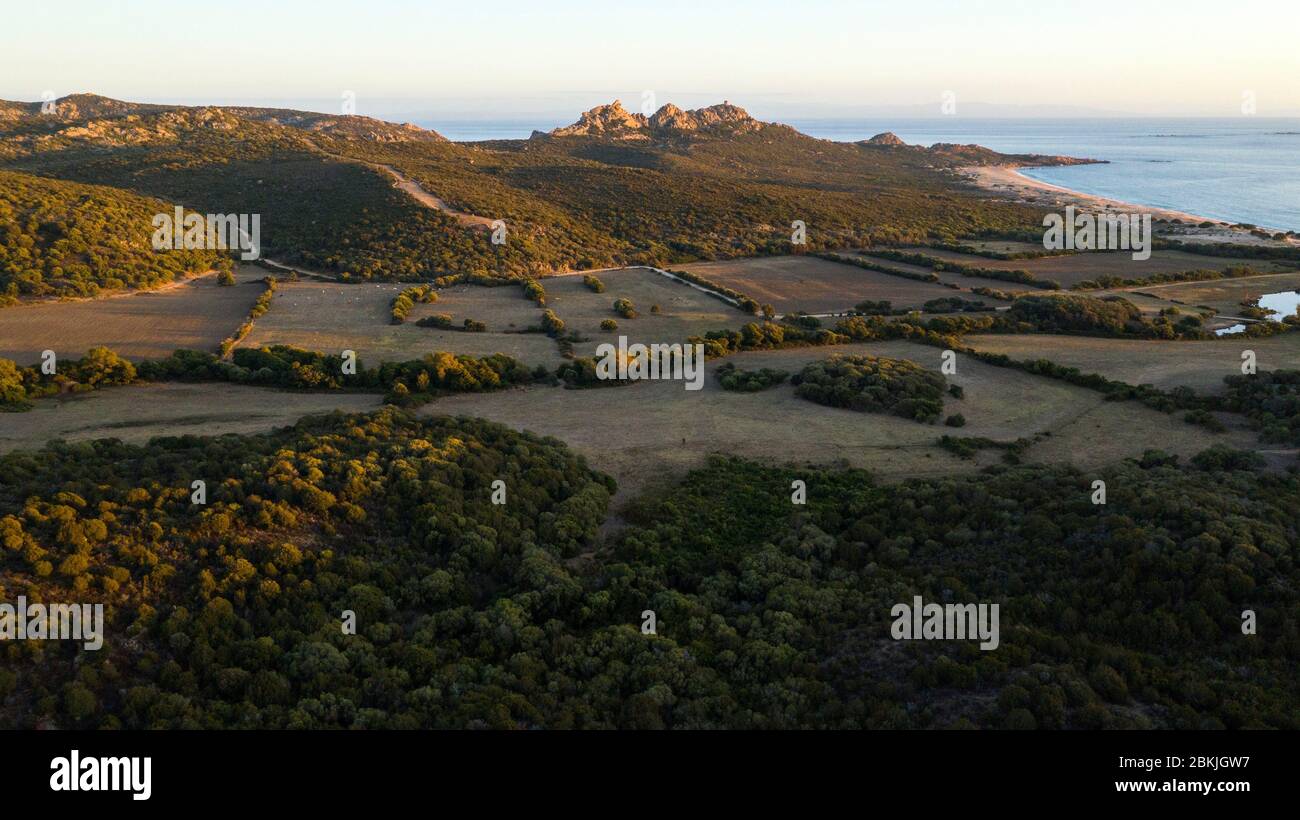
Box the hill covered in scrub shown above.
[0,93,1062,288]
[0,169,225,302]
[1,410,1295,729]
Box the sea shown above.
[426,117,1300,233]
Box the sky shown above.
[2,0,1298,121]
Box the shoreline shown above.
[960,165,1298,246]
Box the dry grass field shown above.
[900,246,1287,288]
[0,267,265,365]
[1115,271,1300,317]
[424,340,1252,504]
[967,332,1300,393]
[676,255,965,314]
[243,279,565,368]
[545,267,750,358]
[0,382,382,454]
[852,253,1029,295]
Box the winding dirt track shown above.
[306,139,495,230]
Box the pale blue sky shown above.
[3,0,1297,119]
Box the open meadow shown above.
[899,246,1289,288]
[0,267,265,364]
[0,381,382,453]
[967,332,1300,393]
[676,254,972,314]
[546,267,751,357]
[242,279,565,368]
[424,340,1254,504]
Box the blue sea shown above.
[430,117,1300,232]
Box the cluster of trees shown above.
[0,347,137,410]
[0,170,223,303]
[922,296,993,313]
[1073,264,1273,291]
[1159,239,1300,264]
[1002,293,1220,339]
[612,298,638,319]
[938,434,1037,461]
[5,417,1294,729]
[792,354,948,422]
[137,345,541,404]
[390,285,438,324]
[539,309,567,339]
[415,314,486,333]
[1007,293,1144,335]
[715,362,789,392]
[1221,370,1300,445]
[522,279,547,305]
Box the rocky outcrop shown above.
[542,100,764,139]
[861,131,906,146]
[550,100,649,139]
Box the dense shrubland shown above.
[2,421,1295,730]
[715,362,789,392]
[792,354,948,422]
[0,170,224,303]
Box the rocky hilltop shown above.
[539,100,766,140]
[862,131,906,146]
[0,93,446,145]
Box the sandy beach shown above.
[961,165,1297,246]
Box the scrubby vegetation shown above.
[390,285,437,324]
[3,430,1295,729]
[1221,370,1300,446]
[138,345,540,405]
[0,346,137,410]
[612,298,638,319]
[1073,264,1272,291]
[0,170,224,303]
[792,354,947,422]
[715,361,789,392]
[220,277,278,357]
[415,314,486,333]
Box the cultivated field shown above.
[0,381,382,453]
[899,246,1288,288]
[676,255,966,314]
[967,332,1300,393]
[242,279,564,368]
[0,268,265,365]
[545,267,750,358]
[425,340,1252,504]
